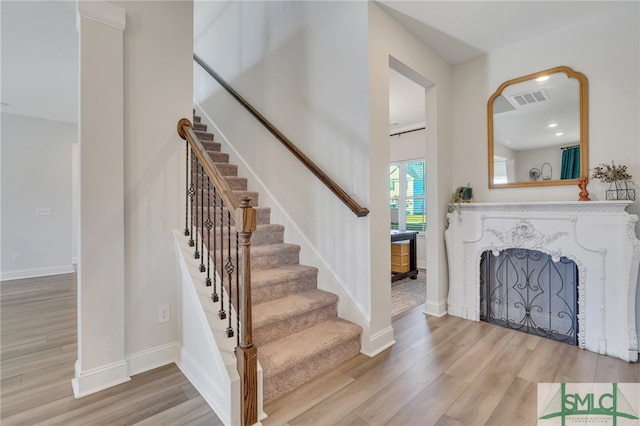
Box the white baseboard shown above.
[424,298,448,317]
[361,326,395,357]
[71,359,130,399]
[127,342,178,376]
[1,265,75,281]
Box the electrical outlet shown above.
[12,253,21,263]
[157,304,171,324]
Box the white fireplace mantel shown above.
[444,201,640,362]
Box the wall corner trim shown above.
[71,359,130,399]
[77,1,126,31]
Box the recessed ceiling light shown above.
[548,123,558,128]
[536,76,549,82]
[555,132,564,136]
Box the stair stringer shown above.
[194,104,396,357]
[173,230,265,426]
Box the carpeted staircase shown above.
[192,114,362,403]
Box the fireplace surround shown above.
[445,201,640,362]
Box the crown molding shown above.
[77,1,126,31]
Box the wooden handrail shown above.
[193,54,370,218]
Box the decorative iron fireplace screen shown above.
[480,249,578,345]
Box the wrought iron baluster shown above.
[225,209,234,338]
[188,148,196,247]
[199,164,205,271]
[184,141,190,237]
[205,176,213,286]
[218,197,226,320]
[236,230,240,347]
[211,188,219,302]
[193,159,201,260]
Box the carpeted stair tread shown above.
[194,130,214,141]
[214,163,237,177]
[222,177,248,191]
[201,141,221,152]
[206,151,229,163]
[259,318,361,375]
[194,122,207,131]
[253,289,337,345]
[249,243,300,270]
[205,224,284,247]
[251,265,318,304]
[193,115,201,123]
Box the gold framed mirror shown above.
[488,66,588,188]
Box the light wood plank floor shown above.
[2,274,639,425]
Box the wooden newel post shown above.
[236,196,258,426]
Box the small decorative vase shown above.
[461,187,473,201]
[606,180,636,201]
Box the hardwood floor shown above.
[2,273,639,425]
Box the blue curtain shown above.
[560,146,580,179]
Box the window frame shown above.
[389,158,426,234]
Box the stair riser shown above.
[194,176,247,191]
[262,336,361,403]
[252,271,317,305]
[194,130,214,141]
[199,141,221,151]
[214,163,237,176]
[249,247,299,271]
[204,227,284,248]
[194,123,207,131]
[193,115,201,123]
[192,189,257,207]
[210,246,300,274]
[253,303,337,347]
[206,152,229,163]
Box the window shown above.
[493,156,508,184]
[390,160,426,232]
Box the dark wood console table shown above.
[391,230,418,282]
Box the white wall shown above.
[452,4,639,210]
[390,129,427,269]
[1,113,75,280]
[73,0,193,397]
[113,0,193,369]
[369,3,453,321]
[514,145,563,182]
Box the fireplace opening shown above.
[480,248,578,345]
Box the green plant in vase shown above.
[448,183,473,213]
[590,162,636,201]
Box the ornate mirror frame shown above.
[488,66,589,188]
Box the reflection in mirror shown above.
[488,66,588,188]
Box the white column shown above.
[72,0,129,398]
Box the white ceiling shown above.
[377,1,630,66]
[1,1,632,129]
[383,0,632,132]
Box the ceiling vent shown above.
[509,89,549,107]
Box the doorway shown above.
[389,64,428,316]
